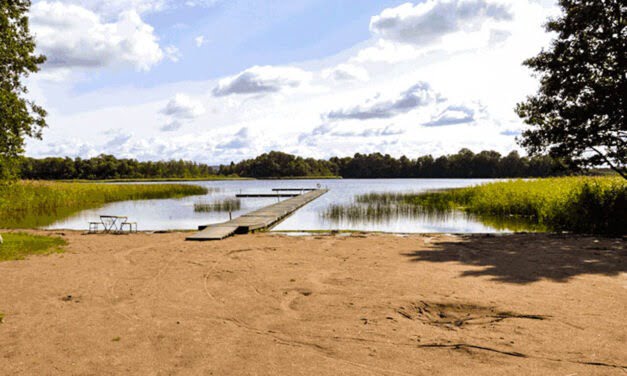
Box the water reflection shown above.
[42,179,539,233]
[320,202,541,233]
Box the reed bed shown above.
[0,180,208,228]
[355,177,626,234]
[324,202,433,221]
[194,198,241,212]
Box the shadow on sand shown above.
[403,234,626,284]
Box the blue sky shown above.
[26,0,558,164]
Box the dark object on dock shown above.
[271,188,317,191]
[187,189,328,241]
[236,193,300,198]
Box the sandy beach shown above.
[0,231,625,375]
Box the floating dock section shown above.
[186,189,328,241]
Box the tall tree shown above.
[516,0,626,178]
[0,0,46,181]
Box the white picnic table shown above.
[89,215,137,233]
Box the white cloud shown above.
[164,45,181,62]
[195,35,206,47]
[161,93,205,119]
[31,1,164,71]
[158,93,205,132]
[212,66,312,96]
[424,104,477,126]
[160,120,184,132]
[217,128,253,150]
[326,82,441,120]
[370,0,512,47]
[322,64,370,82]
[184,0,219,7]
[299,124,403,143]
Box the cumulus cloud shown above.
[322,64,370,82]
[31,1,164,71]
[212,66,312,96]
[217,128,252,149]
[370,0,512,47]
[161,94,205,119]
[326,82,441,120]
[423,105,476,126]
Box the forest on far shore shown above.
[17,149,571,180]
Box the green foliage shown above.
[19,155,221,180]
[219,151,339,178]
[0,180,208,228]
[219,149,566,179]
[0,1,47,181]
[0,232,66,261]
[194,198,241,212]
[15,150,570,180]
[516,0,626,178]
[403,177,626,234]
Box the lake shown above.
[45,179,517,233]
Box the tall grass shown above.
[0,180,208,228]
[361,177,625,234]
[194,198,241,212]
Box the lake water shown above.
[45,179,514,233]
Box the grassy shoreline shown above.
[58,176,250,183]
[0,181,208,229]
[356,177,625,234]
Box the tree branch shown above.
[589,146,627,179]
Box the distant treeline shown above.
[19,149,567,180]
[19,155,217,180]
[218,150,566,178]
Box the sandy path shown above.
[0,231,625,375]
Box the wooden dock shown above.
[271,188,317,192]
[186,189,328,241]
[235,193,300,198]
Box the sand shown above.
[0,231,625,375]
